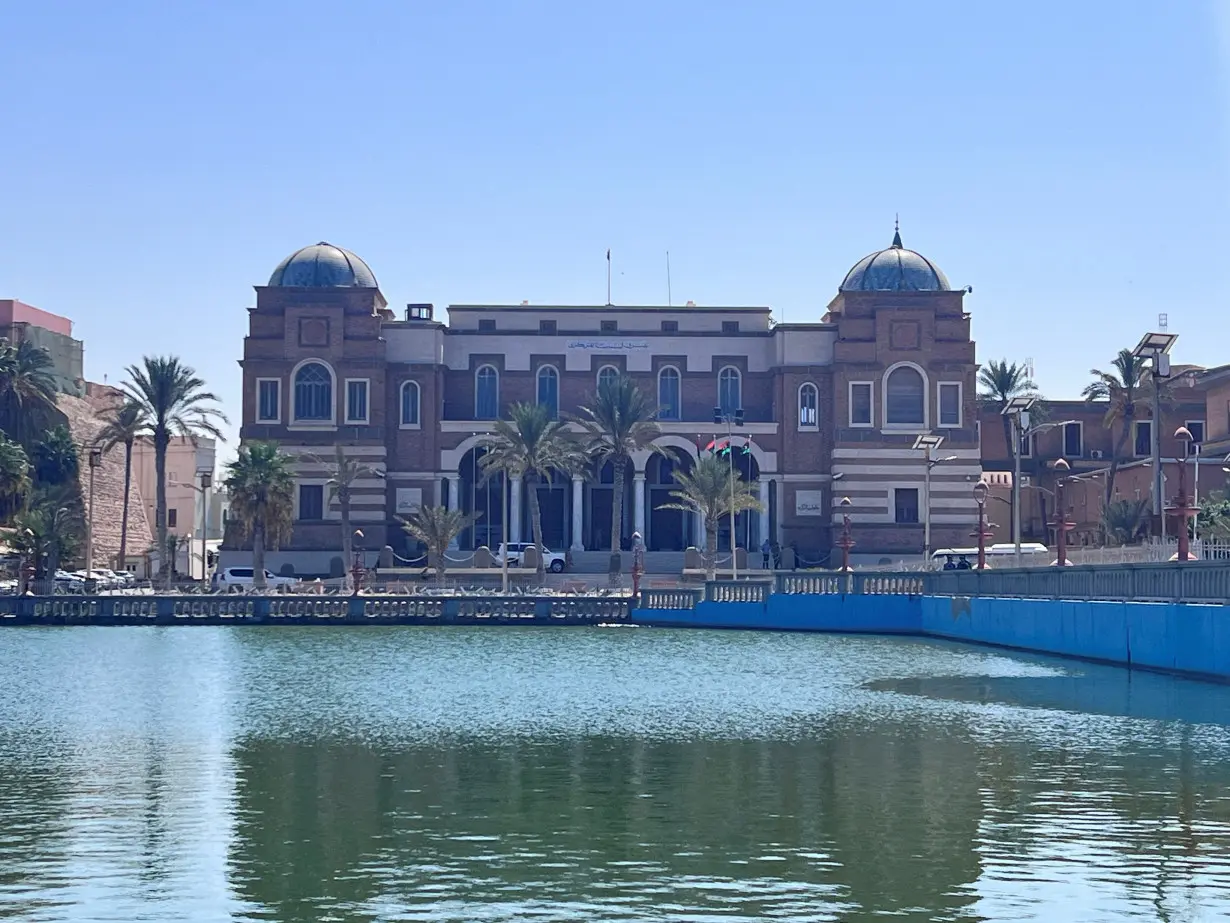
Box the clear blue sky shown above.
[3,0,1228,451]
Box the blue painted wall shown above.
[636,594,1230,682]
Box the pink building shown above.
[0,298,83,395]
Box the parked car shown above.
[494,542,568,573]
[212,567,298,590]
[54,570,85,593]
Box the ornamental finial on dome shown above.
[891,215,903,249]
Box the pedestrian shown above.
[761,538,771,569]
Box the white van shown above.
[212,567,298,590]
[930,543,1049,569]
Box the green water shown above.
[1,627,1230,921]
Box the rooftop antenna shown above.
[666,251,672,307]
[606,248,612,306]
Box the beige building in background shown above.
[131,436,218,544]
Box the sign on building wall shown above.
[566,340,650,352]
[395,488,423,516]
[794,489,826,517]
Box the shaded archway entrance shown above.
[531,470,571,550]
[459,447,506,550]
[647,453,695,551]
[587,459,633,551]
[707,441,760,552]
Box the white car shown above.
[494,543,568,573]
[212,567,298,591]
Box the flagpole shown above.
[606,248,612,305]
[666,250,672,307]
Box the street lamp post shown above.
[913,433,957,565]
[713,406,745,580]
[971,481,993,570]
[1131,331,1178,542]
[351,529,365,596]
[1050,458,1074,567]
[835,496,854,592]
[1170,427,1198,562]
[85,446,102,580]
[198,470,212,587]
[1001,395,1035,568]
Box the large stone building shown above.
[233,232,982,574]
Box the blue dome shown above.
[268,242,378,288]
[840,229,950,292]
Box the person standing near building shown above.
[761,538,771,569]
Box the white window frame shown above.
[1133,420,1152,458]
[848,381,874,428]
[1019,432,1034,459]
[797,382,819,431]
[1186,419,1206,445]
[289,357,337,430]
[537,365,560,417]
[1062,420,1084,459]
[893,486,921,525]
[400,380,421,430]
[718,365,742,413]
[255,377,281,424]
[294,478,330,521]
[344,378,371,425]
[937,381,962,428]
[657,366,681,420]
[881,361,929,431]
[475,365,500,419]
[596,364,620,391]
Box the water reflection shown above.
[0,627,1227,921]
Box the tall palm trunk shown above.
[339,485,353,591]
[609,457,626,556]
[705,521,717,581]
[252,522,267,590]
[154,429,169,585]
[1105,407,1134,507]
[118,439,133,572]
[527,472,546,582]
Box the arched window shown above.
[798,383,818,429]
[658,366,681,420]
[885,365,925,425]
[718,366,741,415]
[537,366,559,418]
[400,381,420,427]
[475,365,499,419]
[293,361,333,421]
[597,365,620,392]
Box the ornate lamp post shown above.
[834,496,854,592]
[971,481,994,570]
[84,445,103,585]
[350,529,365,596]
[1049,458,1075,567]
[713,406,745,580]
[1170,426,1198,562]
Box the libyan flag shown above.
[705,437,752,456]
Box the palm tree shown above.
[121,356,227,584]
[1102,497,1151,547]
[31,424,79,488]
[657,452,763,580]
[399,505,477,586]
[301,445,380,592]
[479,402,586,582]
[1082,349,1154,506]
[223,442,295,590]
[12,486,84,591]
[0,339,58,447]
[98,399,147,571]
[0,434,31,524]
[977,359,1039,458]
[571,374,670,572]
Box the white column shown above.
[775,480,785,547]
[510,477,523,543]
[570,476,585,551]
[758,478,770,546]
[433,477,443,508]
[633,473,646,538]
[445,475,461,549]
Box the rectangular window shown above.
[849,382,873,426]
[1063,422,1083,458]
[722,320,739,334]
[1187,420,1206,444]
[938,383,961,427]
[345,380,369,424]
[478,318,496,332]
[256,379,280,423]
[1019,434,1033,458]
[299,484,324,521]
[600,320,617,332]
[167,508,178,528]
[661,320,679,333]
[1134,420,1152,457]
[894,488,920,524]
[539,319,557,334]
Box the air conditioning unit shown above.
[1019,475,1032,487]
[1090,450,1105,460]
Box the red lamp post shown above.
[971,481,994,570]
[1170,427,1198,562]
[834,497,855,592]
[1049,458,1076,566]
